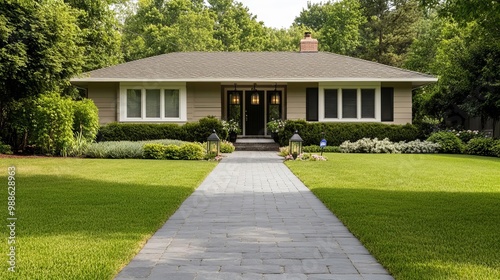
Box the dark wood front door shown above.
[245,91,265,135]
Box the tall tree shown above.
[356,0,423,66]
[122,0,221,61]
[65,0,123,71]
[294,0,365,55]
[208,0,267,51]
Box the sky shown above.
[236,0,325,29]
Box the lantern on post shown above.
[207,130,220,157]
[289,130,303,159]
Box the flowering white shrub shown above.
[340,138,440,154]
[284,153,328,161]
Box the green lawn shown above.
[287,154,500,280]
[0,157,216,279]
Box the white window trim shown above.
[319,82,381,122]
[119,83,187,122]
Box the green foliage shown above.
[220,140,235,153]
[340,138,440,153]
[178,142,205,160]
[184,116,225,142]
[465,137,497,157]
[85,141,144,159]
[295,0,365,55]
[164,144,181,160]
[143,143,168,159]
[277,120,421,147]
[303,145,340,153]
[0,141,12,154]
[426,131,464,154]
[492,141,500,157]
[66,131,91,157]
[31,92,75,155]
[97,123,186,141]
[72,99,99,141]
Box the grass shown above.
[286,154,500,280]
[0,157,217,279]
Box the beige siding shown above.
[286,82,317,120]
[87,83,119,124]
[382,82,413,124]
[186,83,221,122]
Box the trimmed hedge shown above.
[427,131,464,154]
[97,117,225,142]
[277,120,421,146]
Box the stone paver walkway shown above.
[116,151,394,280]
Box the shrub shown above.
[277,120,421,147]
[220,140,235,153]
[143,143,167,159]
[452,129,485,143]
[31,92,75,155]
[303,145,340,153]
[164,145,181,160]
[465,137,496,156]
[97,123,186,142]
[178,143,205,160]
[183,116,225,142]
[72,99,99,141]
[0,143,12,154]
[340,138,440,154]
[85,141,144,159]
[427,131,464,154]
[492,141,500,157]
[66,132,91,157]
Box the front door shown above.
[245,90,265,135]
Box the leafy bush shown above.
[0,143,12,154]
[465,137,496,156]
[492,141,500,157]
[427,131,464,154]
[220,140,235,153]
[97,123,186,142]
[72,99,99,141]
[66,132,91,157]
[178,143,205,160]
[276,120,421,147]
[164,145,181,160]
[340,138,440,154]
[452,129,485,143]
[183,116,224,142]
[31,92,75,155]
[303,145,340,153]
[143,143,167,159]
[85,141,144,159]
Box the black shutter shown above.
[324,89,338,118]
[306,88,318,121]
[381,87,394,122]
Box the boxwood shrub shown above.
[465,138,497,157]
[426,131,464,154]
[276,120,421,146]
[97,117,225,143]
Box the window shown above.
[361,89,375,118]
[127,89,142,118]
[342,89,357,118]
[120,84,186,122]
[321,87,378,121]
[306,88,318,121]
[324,89,337,118]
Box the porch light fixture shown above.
[289,130,303,159]
[270,84,280,105]
[250,83,260,105]
[230,84,240,105]
[207,129,220,157]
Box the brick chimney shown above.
[300,32,318,53]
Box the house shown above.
[70,33,437,136]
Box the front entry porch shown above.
[224,84,285,136]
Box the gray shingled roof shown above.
[71,52,437,86]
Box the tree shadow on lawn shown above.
[311,187,500,279]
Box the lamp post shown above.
[207,130,220,157]
[289,130,303,159]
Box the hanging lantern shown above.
[206,130,220,157]
[289,130,303,159]
[230,92,240,105]
[250,92,260,105]
[270,92,280,105]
